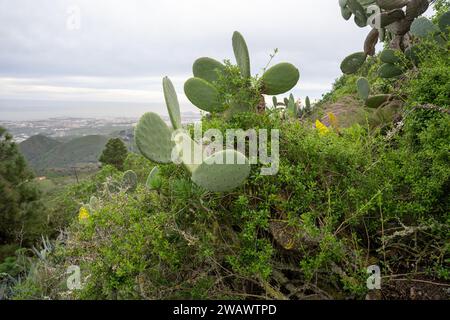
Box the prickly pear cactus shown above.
[163,76,182,130]
[89,196,101,212]
[135,112,174,164]
[380,49,401,64]
[232,31,251,79]
[338,0,434,74]
[184,31,299,116]
[106,180,121,194]
[261,63,300,96]
[136,77,251,192]
[191,150,251,192]
[146,166,162,191]
[193,57,225,83]
[184,77,222,113]
[438,10,450,32]
[378,63,403,78]
[357,77,370,101]
[410,16,439,38]
[122,170,138,192]
[366,94,391,108]
[340,52,367,74]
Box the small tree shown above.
[99,138,128,171]
[0,127,43,248]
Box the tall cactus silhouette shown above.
[184,31,300,116]
[135,77,251,192]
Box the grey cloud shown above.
[0,0,383,111]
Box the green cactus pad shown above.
[305,96,311,109]
[146,166,162,190]
[339,0,348,8]
[438,11,450,32]
[272,96,278,107]
[376,0,408,10]
[356,77,370,101]
[366,94,391,108]
[410,17,439,38]
[191,150,250,192]
[341,6,353,20]
[122,170,138,192]
[232,31,251,79]
[287,94,297,117]
[107,181,121,194]
[380,49,401,64]
[193,57,225,84]
[163,77,181,130]
[135,112,174,163]
[261,63,300,95]
[340,52,367,74]
[378,63,403,78]
[184,77,223,113]
[89,196,100,211]
[347,0,367,27]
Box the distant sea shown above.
[0,100,200,121]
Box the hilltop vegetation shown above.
[18,135,61,168]
[19,135,111,175]
[1,1,449,300]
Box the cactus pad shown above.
[340,52,367,74]
[193,57,225,84]
[89,196,100,211]
[184,77,223,113]
[356,77,370,101]
[146,166,162,190]
[122,170,138,192]
[135,112,174,163]
[347,0,367,27]
[378,63,403,78]
[191,150,250,192]
[305,96,311,109]
[366,94,391,108]
[410,17,439,38]
[163,77,182,130]
[232,31,251,78]
[261,63,300,95]
[438,11,450,32]
[341,6,353,20]
[380,49,401,64]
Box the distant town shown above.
[1,112,202,142]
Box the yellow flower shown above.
[315,120,330,136]
[283,239,295,250]
[328,112,337,128]
[78,207,90,222]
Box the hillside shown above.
[1,2,449,302]
[27,135,109,173]
[19,135,61,168]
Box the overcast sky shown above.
[0,0,379,119]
